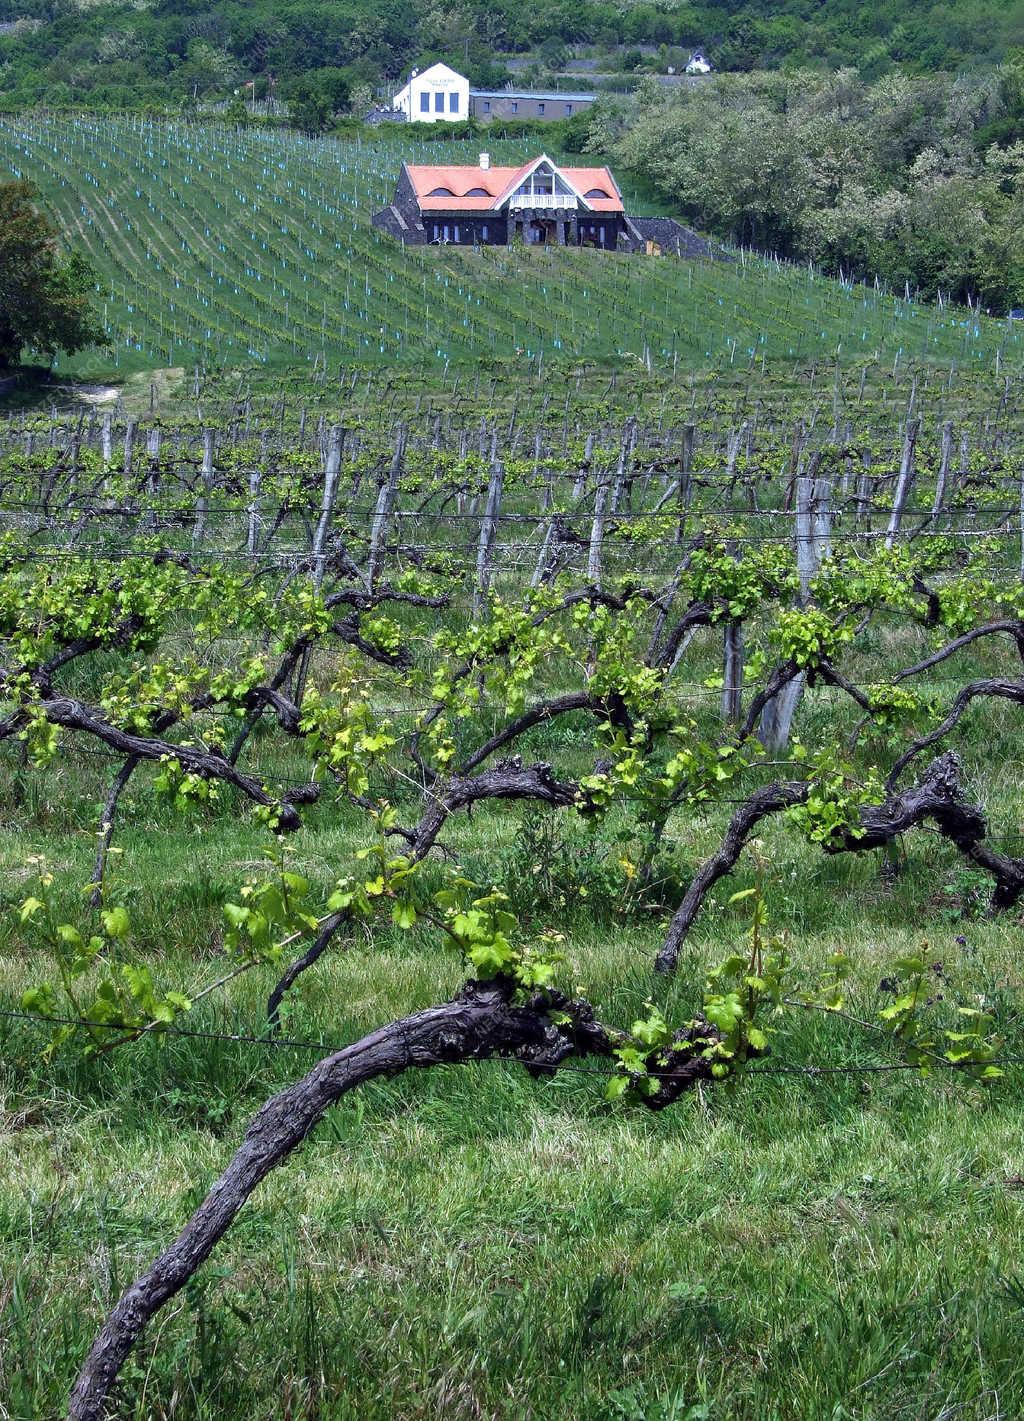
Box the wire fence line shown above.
[0,1007,1013,1082]
[4,494,1024,521]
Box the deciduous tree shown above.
[0,180,103,370]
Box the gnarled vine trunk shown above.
[656,753,1024,973]
[69,983,573,1419]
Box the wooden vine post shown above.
[295,423,343,705]
[366,423,406,592]
[192,429,215,547]
[885,417,920,548]
[473,457,505,617]
[760,452,832,750]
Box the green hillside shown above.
[1,0,1021,112]
[0,112,1019,377]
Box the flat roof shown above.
[469,90,597,102]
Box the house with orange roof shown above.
[372,153,627,250]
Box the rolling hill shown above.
[0,112,1019,376]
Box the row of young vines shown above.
[4,382,1024,1417]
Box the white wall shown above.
[393,63,470,123]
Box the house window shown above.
[565,103,572,115]
[538,102,545,115]
[483,100,491,112]
[449,92,459,113]
[533,170,553,195]
[511,101,518,113]
[420,92,429,113]
[434,92,444,113]
[481,223,489,240]
[453,224,460,242]
[432,223,440,240]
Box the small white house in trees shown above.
[392,63,471,123]
[685,49,713,75]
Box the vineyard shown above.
[1,112,1021,376]
[4,361,1024,1417]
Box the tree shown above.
[0,181,103,371]
[285,75,337,133]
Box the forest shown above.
[2,0,1024,112]
[566,62,1024,312]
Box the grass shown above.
[0,112,1020,379]
[4,660,1024,1418]
[4,913,1024,1418]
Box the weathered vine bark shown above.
[651,600,713,671]
[408,587,656,782]
[68,976,721,1420]
[409,759,580,860]
[885,679,1024,789]
[655,753,1016,973]
[891,622,1024,682]
[89,754,141,906]
[31,695,315,829]
[66,982,588,1420]
[267,724,613,1023]
[743,660,802,740]
[265,909,349,1030]
[655,782,809,972]
[457,692,604,775]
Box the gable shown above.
[417,62,465,85]
[503,159,579,206]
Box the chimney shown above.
[479,152,490,170]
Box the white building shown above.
[392,62,471,123]
[685,50,713,75]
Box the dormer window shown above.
[585,188,610,199]
[428,187,455,196]
[465,187,490,196]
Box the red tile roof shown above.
[404,160,624,213]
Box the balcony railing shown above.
[508,192,578,210]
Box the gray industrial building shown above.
[468,90,597,122]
